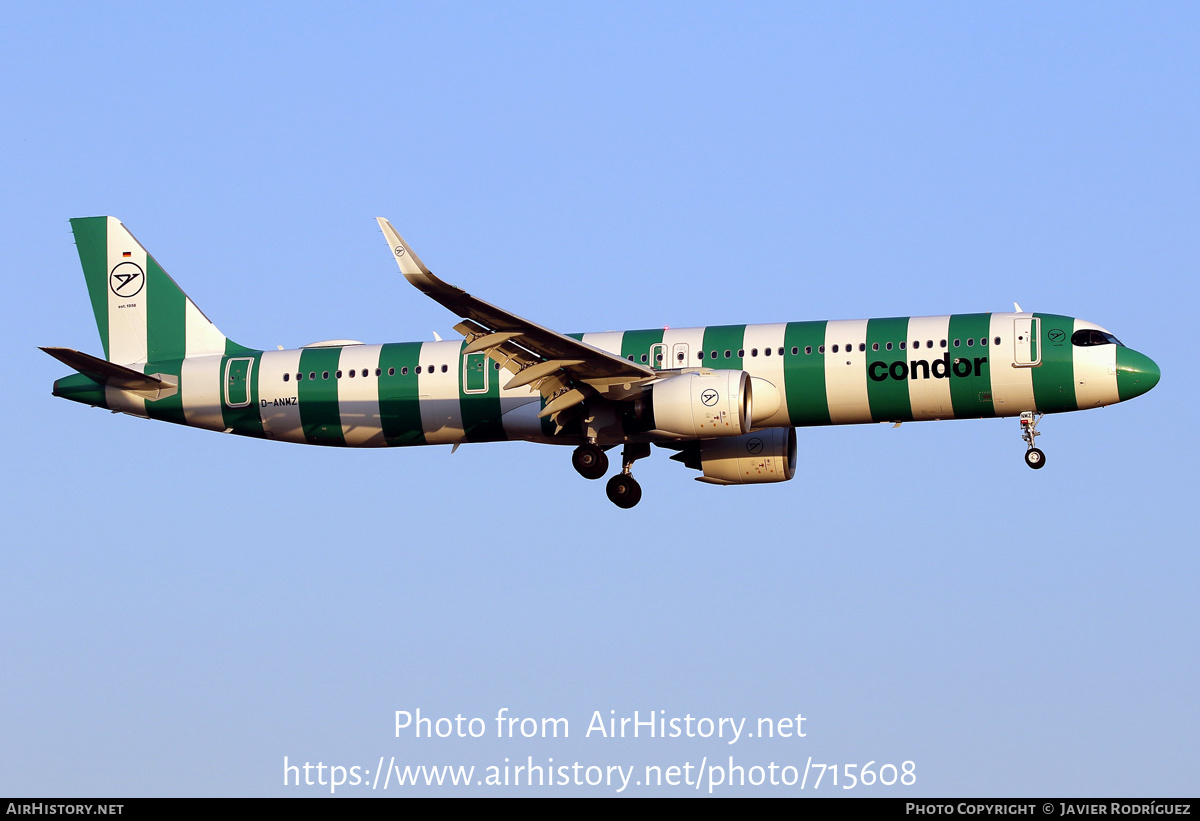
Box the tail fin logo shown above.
[109,262,144,297]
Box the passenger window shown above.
[804,346,811,355]
[818,345,825,354]
[283,373,290,382]
[886,342,893,351]
[939,339,946,348]
[858,343,866,352]
[322,371,329,380]
[336,370,342,379]
[832,344,839,353]
[966,338,973,347]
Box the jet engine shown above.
[671,427,797,485]
[647,370,751,438]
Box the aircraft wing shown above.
[377,219,655,414]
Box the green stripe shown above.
[143,358,187,426]
[69,217,111,360]
[865,317,911,422]
[1031,313,1076,413]
[224,338,257,356]
[783,321,830,426]
[220,352,265,438]
[459,346,505,443]
[145,255,185,362]
[378,342,425,446]
[620,328,664,367]
[295,348,344,445]
[52,373,107,408]
[1116,348,1159,401]
[701,325,746,371]
[946,313,996,418]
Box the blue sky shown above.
[2,2,1197,796]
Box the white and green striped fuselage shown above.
[59,314,1154,444]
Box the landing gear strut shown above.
[1020,411,1046,470]
[572,443,609,480]
[604,443,650,509]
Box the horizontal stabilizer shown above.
[41,347,176,394]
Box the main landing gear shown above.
[605,473,641,509]
[571,443,609,480]
[1020,411,1046,470]
[573,442,650,508]
[605,443,650,509]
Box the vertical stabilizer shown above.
[70,217,240,364]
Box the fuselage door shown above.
[1013,317,1041,367]
[224,357,254,407]
[649,343,667,370]
[463,351,489,394]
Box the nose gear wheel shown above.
[1020,411,1046,470]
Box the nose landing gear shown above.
[1020,411,1046,470]
[603,443,651,509]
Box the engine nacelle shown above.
[688,427,797,485]
[649,370,751,438]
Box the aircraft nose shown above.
[1116,348,1161,401]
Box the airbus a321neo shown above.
[45,217,1160,508]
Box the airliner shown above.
[44,217,1160,508]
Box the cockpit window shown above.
[1071,329,1124,347]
